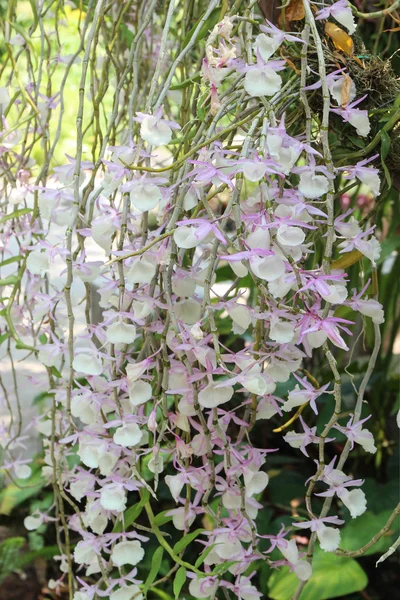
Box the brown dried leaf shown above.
[341,73,352,106]
[279,0,305,25]
[280,52,301,74]
[325,22,354,56]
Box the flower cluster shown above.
[0,2,390,599]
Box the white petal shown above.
[306,330,327,348]
[24,515,42,530]
[173,225,201,249]
[317,525,341,552]
[198,383,234,409]
[299,172,329,199]
[26,250,49,275]
[319,283,348,305]
[254,33,280,61]
[247,227,270,250]
[130,183,162,212]
[228,305,251,332]
[339,488,367,518]
[175,298,202,325]
[14,464,32,479]
[277,225,305,247]
[189,578,218,599]
[73,354,103,376]
[358,170,380,196]
[110,586,143,600]
[242,373,268,395]
[279,539,298,564]
[129,379,152,406]
[111,540,144,567]
[126,257,156,285]
[243,161,266,182]
[270,320,294,343]
[140,116,172,146]
[172,273,196,297]
[348,112,370,137]
[113,422,142,447]
[214,533,243,559]
[334,7,356,34]
[250,254,285,282]
[244,470,269,496]
[106,321,136,344]
[244,68,282,97]
[100,484,126,512]
[294,560,312,581]
[165,474,184,502]
[328,75,356,105]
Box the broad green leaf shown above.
[113,489,150,532]
[142,546,164,593]
[268,549,368,600]
[362,478,400,513]
[173,566,187,599]
[0,208,33,225]
[0,469,45,515]
[0,255,23,268]
[268,470,305,506]
[0,537,25,584]
[16,544,60,569]
[173,528,204,554]
[340,510,400,556]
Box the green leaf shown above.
[0,275,20,286]
[16,544,60,569]
[0,537,25,584]
[182,7,221,49]
[39,334,47,344]
[340,510,400,556]
[170,72,201,90]
[0,208,33,225]
[142,546,164,593]
[195,543,217,568]
[0,255,23,268]
[0,332,10,346]
[112,489,150,533]
[380,131,392,187]
[363,478,400,513]
[173,528,204,554]
[380,130,391,161]
[27,0,39,32]
[153,510,173,527]
[211,561,237,575]
[268,549,368,600]
[0,469,45,515]
[268,470,306,506]
[50,366,62,379]
[173,566,187,599]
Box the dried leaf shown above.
[279,0,305,25]
[341,73,352,107]
[325,22,354,56]
[282,55,301,74]
[331,250,363,270]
